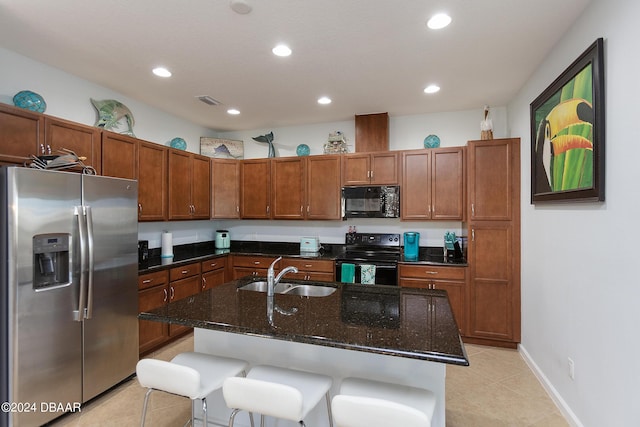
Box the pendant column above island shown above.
[140,277,469,427]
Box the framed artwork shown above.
[530,38,605,203]
[200,137,244,159]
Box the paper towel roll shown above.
[161,232,173,258]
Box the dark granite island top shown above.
[139,276,469,366]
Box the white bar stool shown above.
[223,364,334,427]
[331,377,436,427]
[136,352,251,427]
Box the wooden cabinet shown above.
[45,117,101,174]
[138,141,168,221]
[211,159,240,219]
[168,150,211,220]
[240,159,271,219]
[232,255,280,279]
[168,262,202,336]
[201,257,227,291]
[342,152,398,185]
[355,112,389,152]
[281,258,335,282]
[271,157,305,219]
[0,103,43,165]
[306,155,342,220]
[399,264,466,335]
[138,270,169,355]
[466,138,521,347]
[401,147,465,220]
[271,155,343,220]
[101,131,137,179]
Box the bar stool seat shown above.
[223,364,333,426]
[332,377,436,427]
[136,352,249,427]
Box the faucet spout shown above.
[266,257,299,325]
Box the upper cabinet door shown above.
[271,157,305,220]
[306,155,342,220]
[240,159,271,219]
[211,159,240,219]
[401,150,432,220]
[101,131,137,179]
[45,117,101,174]
[0,103,42,164]
[191,154,211,219]
[431,147,465,220]
[138,141,168,221]
[342,153,370,185]
[468,139,519,221]
[370,152,398,185]
[168,149,193,220]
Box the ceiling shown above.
[0,0,590,132]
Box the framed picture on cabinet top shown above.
[530,37,605,203]
[200,137,244,159]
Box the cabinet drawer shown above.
[138,270,168,290]
[201,257,227,273]
[169,262,201,281]
[282,258,334,273]
[399,264,466,280]
[232,256,279,269]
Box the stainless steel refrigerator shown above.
[0,167,139,427]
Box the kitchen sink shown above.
[238,281,336,297]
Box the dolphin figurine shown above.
[91,98,136,137]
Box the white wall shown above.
[507,0,640,425]
[0,47,218,151]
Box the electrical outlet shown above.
[568,357,575,380]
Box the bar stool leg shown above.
[141,388,153,427]
[325,391,333,427]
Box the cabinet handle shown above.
[46,144,52,155]
[370,170,374,179]
[304,264,312,268]
[209,262,217,268]
[428,205,431,214]
[471,203,475,217]
[307,206,310,213]
[138,203,143,213]
[163,288,168,302]
[300,205,303,213]
[266,206,270,214]
[426,271,437,275]
[181,270,189,275]
[236,206,239,213]
[40,144,45,155]
[142,279,153,284]
[254,261,260,265]
[170,286,175,300]
[472,228,475,241]
[202,277,207,289]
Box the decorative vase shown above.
[423,134,440,148]
[169,137,187,150]
[296,144,310,156]
[13,90,46,113]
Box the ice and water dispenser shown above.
[33,233,71,290]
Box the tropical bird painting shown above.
[533,64,594,193]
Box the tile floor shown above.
[49,334,568,427]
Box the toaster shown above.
[300,237,320,252]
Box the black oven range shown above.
[334,233,400,286]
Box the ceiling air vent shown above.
[196,95,221,106]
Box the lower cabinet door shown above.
[138,285,169,354]
[169,276,201,336]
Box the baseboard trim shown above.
[518,344,584,427]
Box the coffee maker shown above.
[403,232,420,261]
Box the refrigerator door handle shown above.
[74,206,88,322]
[85,206,95,319]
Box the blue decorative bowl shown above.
[423,134,440,148]
[296,144,310,156]
[13,90,46,113]
[170,137,187,150]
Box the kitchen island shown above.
[140,276,469,427]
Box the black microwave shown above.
[341,186,400,219]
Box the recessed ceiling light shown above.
[427,13,451,30]
[152,67,172,77]
[424,84,441,94]
[272,44,292,57]
[230,0,252,14]
[227,108,240,115]
[317,96,332,105]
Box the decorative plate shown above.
[13,90,47,113]
[423,134,440,149]
[296,144,310,156]
[170,137,187,150]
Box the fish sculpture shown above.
[91,98,136,137]
[252,131,275,158]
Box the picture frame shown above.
[530,38,605,203]
[200,137,244,159]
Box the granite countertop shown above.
[139,276,469,366]
[138,241,467,274]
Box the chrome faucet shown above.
[267,257,298,325]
